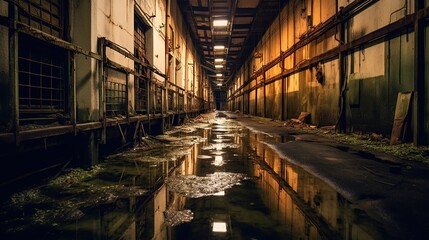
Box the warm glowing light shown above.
[213,191,225,196]
[213,20,228,27]
[215,58,223,62]
[213,155,224,166]
[214,45,225,50]
[215,65,223,68]
[212,222,227,232]
[216,73,222,77]
[217,83,223,86]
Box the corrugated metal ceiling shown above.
[179,0,285,87]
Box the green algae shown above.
[299,129,429,164]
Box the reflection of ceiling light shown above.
[215,58,223,62]
[216,73,222,77]
[215,65,223,68]
[212,222,227,232]
[213,155,224,166]
[214,191,225,196]
[213,20,228,27]
[214,45,225,50]
[217,83,223,86]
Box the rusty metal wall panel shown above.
[257,81,264,117]
[249,89,256,115]
[265,80,282,120]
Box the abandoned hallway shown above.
[1,0,429,239]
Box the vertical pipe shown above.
[185,34,188,114]
[336,0,347,132]
[192,62,195,111]
[70,51,76,135]
[255,80,258,116]
[9,3,19,145]
[125,73,129,118]
[263,69,266,118]
[163,0,170,132]
[69,2,77,136]
[98,37,107,143]
[413,0,424,145]
[279,2,284,121]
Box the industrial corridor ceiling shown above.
[179,0,286,88]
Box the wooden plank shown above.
[390,92,413,145]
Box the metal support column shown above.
[336,9,347,133]
[255,83,258,116]
[98,37,107,144]
[413,0,425,145]
[263,68,266,118]
[282,76,285,121]
[9,3,19,146]
[126,73,130,118]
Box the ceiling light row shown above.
[213,20,228,86]
[213,20,228,27]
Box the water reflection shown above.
[1,115,389,240]
[248,130,388,240]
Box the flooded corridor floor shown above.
[1,112,429,239]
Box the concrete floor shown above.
[222,111,429,239]
[1,111,429,239]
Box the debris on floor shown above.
[283,112,311,128]
[164,209,194,227]
[202,143,240,150]
[166,172,245,198]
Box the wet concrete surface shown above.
[225,111,429,239]
[1,111,428,239]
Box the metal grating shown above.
[106,69,127,116]
[154,85,162,114]
[134,16,147,76]
[168,90,175,111]
[187,95,192,111]
[135,77,147,114]
[18,36,66,115]
[18,0,64,38]
[178,93,184,111]
[134,16,148,114]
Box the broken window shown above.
[17,0,67,123]
[134,15,148,114]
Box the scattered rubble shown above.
[164,209,194,227]
[166,172,245,198]
[283,112,311,128]
[202,143,240,150]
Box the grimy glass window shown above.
[17,0,67,122]
[18,0,64,38]
[134,16,148,114]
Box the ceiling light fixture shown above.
[217,83,223,86]
[213,20,228,27]
[214,45,225,50]
[215,58,223,62]
[216,73,222,77]
[215,65,223,68]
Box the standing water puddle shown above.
[0,114,388,239]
